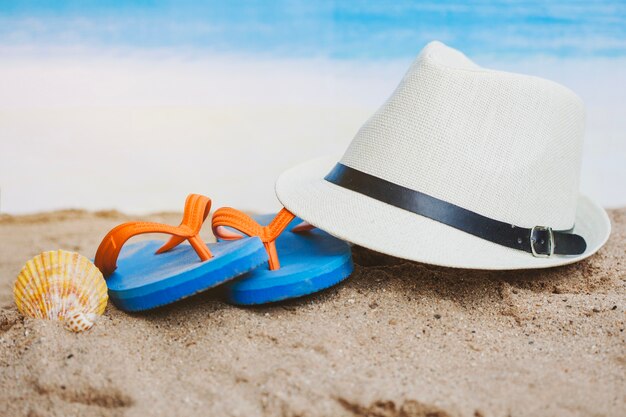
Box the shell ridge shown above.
[13,250,108,332]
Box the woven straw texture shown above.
[276,41,610,269]
[342,41,584,230]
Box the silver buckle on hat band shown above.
[530,226,554,258]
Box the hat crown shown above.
[341,41,585,229]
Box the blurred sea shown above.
[0,1,625,213]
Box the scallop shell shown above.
[14,250,108,332]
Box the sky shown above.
[0,1,625,214]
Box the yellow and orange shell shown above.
[14,250,108,332]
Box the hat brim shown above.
[275,156,611,270]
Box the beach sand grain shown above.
[0,209,624,417]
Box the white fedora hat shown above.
[276,41,611,270]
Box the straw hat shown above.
[276,41,610,270]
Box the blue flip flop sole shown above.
[222,215,353,305]
[106,237,267,311]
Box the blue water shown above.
[1,1,625,58]
[1,1,625,214]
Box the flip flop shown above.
[94,194,267,311]
[209,207,354,305]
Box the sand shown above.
[0,208,624,417]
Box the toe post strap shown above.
[212,207,296,270]
[95,194,213,277]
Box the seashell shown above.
[64,310,97,332]
[14,250,108,332]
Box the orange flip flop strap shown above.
[94,194,213,277]
[211,207,295,270]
